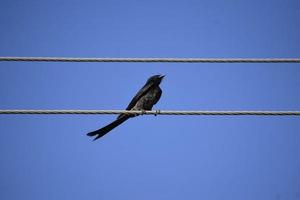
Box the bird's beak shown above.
[159,74,165,79]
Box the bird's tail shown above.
[87,115,130,141]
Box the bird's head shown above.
[146,74,165,85]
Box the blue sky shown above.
[0,0,300,199]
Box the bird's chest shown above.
[133,87,161,110]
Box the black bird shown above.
[87,74,165,140]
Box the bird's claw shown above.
[140,110,146,115]
[154,109,161,116]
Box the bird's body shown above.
[132,86,162,110]
[87,75,164,140]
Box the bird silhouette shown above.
[87,74,165,140]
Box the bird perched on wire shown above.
[87,74,165,140]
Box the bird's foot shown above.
[140,109,146,115]
[154,109,161,116]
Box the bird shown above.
[87,74,165,140]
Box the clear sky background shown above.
[0,0,300,200]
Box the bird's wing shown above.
[116,81,154,119]
[125,82,154,110]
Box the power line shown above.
[0,57,300,63]
[0,110,300,115]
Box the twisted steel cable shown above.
[0,57,300,63]
[0,110,300,115]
